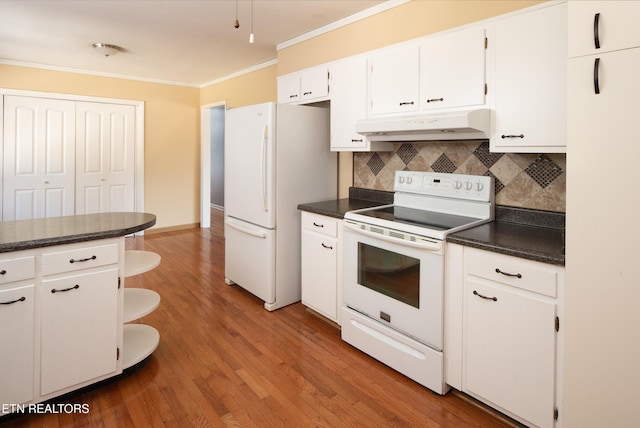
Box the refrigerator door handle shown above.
[261,125,269,212]
[225,218,267,239]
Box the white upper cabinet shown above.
[368,44,420,116]
[329,57,368,151]
[420,27,486,111]
[491,2,567,153]
[330,57,392,152]
[277,66,329,104]
[277,74,301,104]
[569,1,640,58]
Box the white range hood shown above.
[355,108,491,142]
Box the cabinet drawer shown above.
[466,249,558,298]
[0,256,35,285]
[42,243,118,276]
[302,212,338,237]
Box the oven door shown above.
[343,221,444,350]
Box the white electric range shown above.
[341,171,494,394]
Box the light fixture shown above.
[249,0,255,44]
[233,0,239,28]
[92,43,124,57]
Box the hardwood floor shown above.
[1,209,521,427]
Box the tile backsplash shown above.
[353,141,565,212]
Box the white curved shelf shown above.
[122,324,160,370]
[124,250,161,277]
[123,288,161,323]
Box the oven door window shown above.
[357,242,420,308]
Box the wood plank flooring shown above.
[1,209,521,427]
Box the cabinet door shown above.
[492,3,567,152]
[0,284,35,407]
[569,1,640,58]
[40,268,119,396]
[330,57,368,151]
[420,27,486,110]
[301,230,338,321]
[75,102,135,215]
[277,74,300,104]
[2,96,76,221]
[464,278,556,428]
[369,44,420,116]
[300,67,329,102]
[568,48,640,312]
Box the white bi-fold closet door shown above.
[2,95,136,221]
[75,101,135,215]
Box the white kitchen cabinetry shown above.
[568,1,640,57]
[39,241,121,396]
[0,254,36,410]
[460,247,563,428]
[277,66,329,104]
[368,44,420,116]
[566,6,640,425]
[122,250,161,369]
[300,212,342,324]
[329,57,392,152]
[420,27,486,111]
[491,2,567,153]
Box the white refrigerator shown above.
[224,102,337,311]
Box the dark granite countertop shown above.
[447,206,565,266]
[0,212,156,253]
[298,188,565,266]
[447,222,564,266]
[298,187,393,219]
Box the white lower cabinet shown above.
[300,212,341,324]
[0,238,132,412]
[464,277,556,427]
[40,268,119,395]
[0,282,35,408]
[447,245,564,428]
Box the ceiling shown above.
[0,0,390,87]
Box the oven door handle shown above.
[344,222,442,252]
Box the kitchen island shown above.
[0,212,157,415]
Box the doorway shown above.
[200,101,226,228]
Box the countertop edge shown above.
[446,235,565,266]
[0,213,157,253]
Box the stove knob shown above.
[407,176,413,184]
[465,181,473,190]
[454,180,462,190]
[476,182,484,191]
[398,176,405,184]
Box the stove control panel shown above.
[394,171,493,202]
